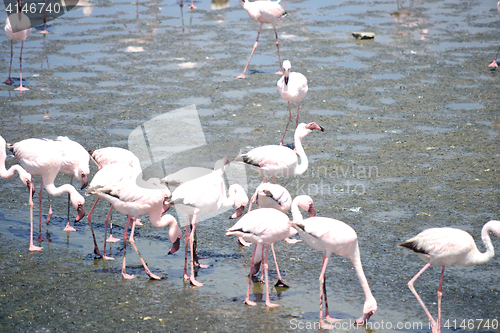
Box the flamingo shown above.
[489,1,500,68]
[89,147,142,243]
[398,220,500,333]
[89,179,182,280]
[235,122,324,183]
[226,207,296,307]
[1,135,38,250]
[168,158,249,287]
[4,0,31,91]
[8,138,86,250]
[291,195,377,329]
[277,60,308,145]
[180,0,196,9]
[236,0,287,79]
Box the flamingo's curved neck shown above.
[293,133,308,176]
[44,182,78,199]
[291,199,304,223]
[473,221,499,265]
[0,145,27,180]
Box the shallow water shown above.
[1,0,500,332]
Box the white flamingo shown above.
[398,220,500,333]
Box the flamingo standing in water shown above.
[168,158,248,287]
[235,122,323,183]
[1,135,38,250]
[489,1,500,68]
[398,220,500,333]
[89,147,142,243]
[226,207,296,307]
[291,195,377,329]
[4,0,31,91]
[277,60,308,145]
[236,0,287,79]
[180,0,196,9]
[8,138,86,250]
[89,179,182,280]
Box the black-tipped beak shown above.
[75,203,85,222]
[308,203,316,218]
[81,174,88,189]
[168,237,181,254]
[230,205,245,219]
[356,311,375,325]
[284,76,289,85]
[27,180,35,196]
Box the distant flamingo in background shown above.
[4,0,31,91]
[226,207,296,307]
[8,138,86,250]
[398,220,500,333]
[89,179,182,280]
[180,0,196,9]
[236,0,287,79]
[235,122,323,183]
[291,195,377,329]
[277,60,308,145]
[489,1,500,68]
[1,135,38,250]
[89,147,142,243]
[168,158,248,287]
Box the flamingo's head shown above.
[294,195,315,217]
[295,122,324,140]
[356,298,377,325]
[229,184,249,219]
[80,172,88,189]
[71,192,86,222]
[167,216,182,254]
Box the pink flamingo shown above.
[89,179,182,280]
[4,0,31,91]
[89,147,142,243]
[398,220,500,333]
[277,60,308,145]
[236,0,287,79]
[168,158,248,287]
[226,207,296,307]
[180,0,196,9]
[1,135,38,250]
[489,1,500,68]
[236,122,323,183]
[8,138,86,250]
[291,195,377,329]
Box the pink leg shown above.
[106,209,120,243]
[437,266,445,333]
[28,180,42,251]
[45,193,52,225]
[245,245,258,306]
[36,181,47,242]
[250,243,263,277]
[296,101,300,128]
[86,198,102,257]
[271,244,288,287]
[236,24,262,79]
[183,215,191,281]
[273,176,276,184]
[102,205,114,260]
[4,40,13,85]
[121,216,136,279]
[280,101,293,145]
[40,0,48,34]
[14,41,28,92]
[264,245,279,307]
[273,26,283,75]
[318,253,341,328]
[408,263,438,333]
[188,215,204,286]
[128,218,161,280]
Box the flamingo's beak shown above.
[308,203,316,218]
[230,205,246,219]
[27,180,35,196]
[168,237,181,254]
[306,122,324,132]
[81,174,88,189]
[284,75,289,85]
[75,203,85,222]
[356,311,375,325]
[162,202,171,214]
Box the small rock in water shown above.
[352,32,375,40]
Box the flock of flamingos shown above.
[3,0,500,331]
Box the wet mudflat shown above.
[0,0,499,332]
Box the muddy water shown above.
[1,0,500,332]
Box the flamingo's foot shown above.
[266,301,279,308]
[148,273,162,280]
[122,272,136,279]
[325,316,343,323]
[274,70,283,75]
[244,299,257,306]
[40,29,48,34]
[64,223,76,232]
[36,234,47,242]
[14,85,29,92]
[321,322,337,330]
[275,279,289,288]
[133,219,143,226]
[238,237,252,247]
[195,262,210,268]
[106,235,120,243]
[489,60,499,68]
[29,244,43,251]
[4,77,13,85]
[284,237,301,244]
[190,276,204,287]
[103,255,115,260]
[183,273,190,281]
[189,5,197,9]
[236,73,246,79]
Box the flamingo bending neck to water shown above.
[398,220,500,333]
